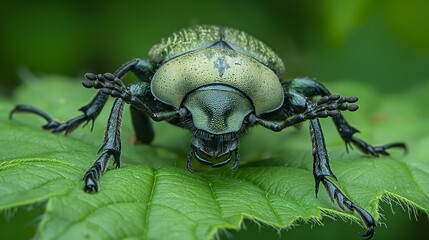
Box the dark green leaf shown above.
[1,78,428,239]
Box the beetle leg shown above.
[252,96,358,132]
[10,59,142,135]
[321,177,375,239]
[10,92,108,135]
[309,118,336,196]
[334,116,407,156]
[83,72,186,122]
[83,151,111,192]
[309,117,375,239]
[83,98,124,192]
[288,77,407,156]
[130,106,155,144]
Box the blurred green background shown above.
[1,0,428,239]
[1,0,429,94]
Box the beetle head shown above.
[182,85,253,160]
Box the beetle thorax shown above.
[150,48,284,115]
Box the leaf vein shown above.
[206,181,224,219]
[404,163,429,199]
[142,168,157,239]
[49,199,146,239]
[225,174,284,225]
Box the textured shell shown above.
[148,25,285,77]
[151,48,284,114]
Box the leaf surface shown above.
[0,78,428,239]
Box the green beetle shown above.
[10,25,406,239]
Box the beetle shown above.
[10,25,406,239]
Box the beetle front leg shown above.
[309,119,336,195]
[310,118,375,239]
[83,98,124,192]
[9,59,142,135]
[252,95,358,132]
[289,78,407,156]
[321,177,375,239]
[10,92,108,135]
[82,72,186,122]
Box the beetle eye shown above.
[245,114,256,125]
[178,108,189,117]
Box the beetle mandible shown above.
[10,25,406,239]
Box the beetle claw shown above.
[83,175,99,193]
[347,137,407,157]
[321,177,375,239]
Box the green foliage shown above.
[0,78,428,240]
[2,1,429,93]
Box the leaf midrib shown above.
[143,168,156,239]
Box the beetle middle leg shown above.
[287,77,407,156]
[130,106,154,144]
